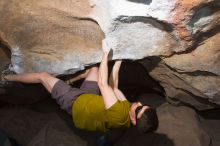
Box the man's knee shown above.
[90,66,99,71]
[39,72,51,82]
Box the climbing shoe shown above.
[0,64,15,86]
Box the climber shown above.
[0,43,158,133]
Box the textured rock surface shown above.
[162,32,220,107]
[139,32,220,110]
[140,56,220,110]
[0,0,220,107]
[0,0,104,74]
[91,0,220,108]
[91,0,220,56]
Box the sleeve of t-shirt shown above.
[106,100,131,128]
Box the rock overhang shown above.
[0,0,220,107]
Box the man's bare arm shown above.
[111,60,127,101]
[98,51,118,109]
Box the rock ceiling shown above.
[0,0,219,108]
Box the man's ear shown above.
[137,106,148,119]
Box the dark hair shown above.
[135,106,159,133]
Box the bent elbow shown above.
[39,72,50,82]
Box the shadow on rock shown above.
[114,127,174,146]
[127,0,152,5]
[0,83,50,104]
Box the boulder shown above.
[0,0,104,74]
[1,0,219,73]
[90,0,220,55]
[0,0,220,107]
[139,32,220,110]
